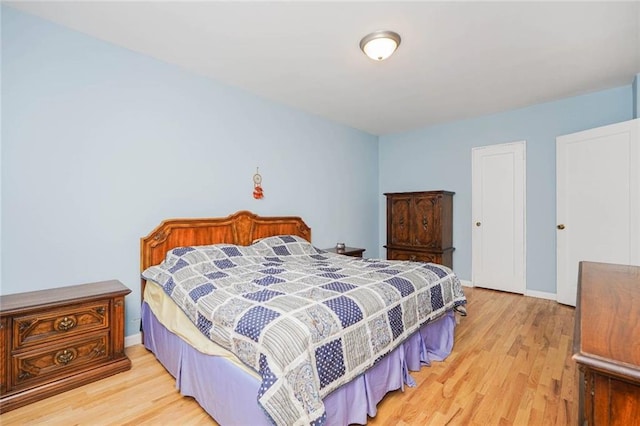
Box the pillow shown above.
[251,234,307,244]
[251,235,322,257]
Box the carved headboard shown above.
[140,210,312,294]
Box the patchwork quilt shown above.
[142,235,466,426]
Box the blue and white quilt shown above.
[142,235,466,426]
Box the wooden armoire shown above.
[384,190,454,268]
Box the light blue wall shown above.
[634,73,640,118]
[1,7,378,336]
[379,87,633,294]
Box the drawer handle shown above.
[55,349,77,365]
[18,320,34,332]
[93,344,106,356]
[56,316,77,331]
[18,370,33,380]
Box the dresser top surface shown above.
[384,190,454,196]
[0,280,131,315]
[576,262,640,370]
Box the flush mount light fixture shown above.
[359,30,401,61]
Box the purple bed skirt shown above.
[142,302,456,425]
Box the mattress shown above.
[144,279,257,377]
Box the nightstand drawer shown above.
[11,333,111,390]
[13,300,110,350]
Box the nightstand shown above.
[0,280,131,413]
[324,247,366,258]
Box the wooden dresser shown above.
[384,190,454,268]
[0,280,131,412]
[573,262,640,425]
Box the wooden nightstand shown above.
[0,280,131,413]
[324,247,366,258]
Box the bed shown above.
[140,210,466,425]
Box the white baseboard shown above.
[524,289,557,301]
[125,333,142,348]
[465,281,556,301]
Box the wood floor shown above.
[1,287,578,425]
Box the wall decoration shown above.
[253,167,264,199]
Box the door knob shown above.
[557,224,565,230]
[476,222,481,227]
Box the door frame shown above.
[471,140,527,294]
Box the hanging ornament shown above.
[253,167,264,199]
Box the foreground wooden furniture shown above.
[0,280,131,413]
[573,262,640,425]
[384,190,454,268]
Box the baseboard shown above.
[125,333,142,348]
[524,289,556,301]
[466,282,556,301]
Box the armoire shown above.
[384,190,454,268]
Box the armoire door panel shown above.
[389,196,412,246]
[412,194,440,248]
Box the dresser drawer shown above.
[12,300,110,350]
[387,249,440,263]
[11,333,111,390]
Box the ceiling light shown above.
[359,30,401,61]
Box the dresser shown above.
[384,191,454,268]
[0,280,131,412]
[573,262,640,425]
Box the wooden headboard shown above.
[140,210,311,294]
[141,210,311,271]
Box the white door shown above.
[472,141,526,294]
[556,119,640,306]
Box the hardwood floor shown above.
[0,287,577,425]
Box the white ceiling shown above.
[6,1,640,135]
